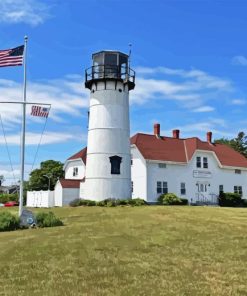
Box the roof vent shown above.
[172,129,180,139]
[207,132,212,144]
[154,123,160,138]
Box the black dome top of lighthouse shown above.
[85,50,135,90]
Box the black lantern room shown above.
[85,50,135,90]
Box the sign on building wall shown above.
[193,170,212,178]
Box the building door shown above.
[196,182,211,204]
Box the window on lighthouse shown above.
[109,155,122,175]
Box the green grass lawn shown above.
[0,206,247,296]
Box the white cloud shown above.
[232,55,247,66]
[0,0,51,26]
[0,76,88,126]
[231,99,246,105]
[192,106,215,113]
[131,66,232,108]
[172,122,235,139]
[0,131,84,146]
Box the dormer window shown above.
[203,157,208,168]
[109,155,122,175]
[196,157,201,168]
[73,167,78,176]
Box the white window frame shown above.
[180,183,186,195]
[234,186,242,196]
[157,181,168,194]
[203,157,208,168]
[196,156,201,168]
[73,167,79,176]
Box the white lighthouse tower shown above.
[84,50,135,201]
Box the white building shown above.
[52,50,247,206]
[57,123,247,205]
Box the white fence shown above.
[26,191,54,208]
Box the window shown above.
[158,163,167,168]
[234,186,242,196]
[157,181,168,194]
[219,185,224,195]
[131,181,133,193]
[197,183,209,192]
[181,183,186,195]
[73,167,78,176]
[203,157,208,168]
[109,155,122,175]
[196,157,201,168]
[131,154,133,166]
[235,169,241,174]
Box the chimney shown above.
[172,129,180,139]
[207,131,212,143]
[154,123,160,138]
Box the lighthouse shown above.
[84,50,135,201]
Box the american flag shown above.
[31,106,50,118]
[0,45,24,67]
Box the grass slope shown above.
[0,206,247,296]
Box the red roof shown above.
[59,179,83,188]
[66,133,247,169]
[68,147,87,164]
[131,133,247,168]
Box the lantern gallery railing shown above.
[85,64,135,86]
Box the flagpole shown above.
[19,36,28,217]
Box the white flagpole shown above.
[19,36,28,217]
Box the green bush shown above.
[70,198,147,207]
[69,198,97,207]
[117,199,130,206]
[80,200,96,206]
[0,212,20,232]
[36,211,63,228]
[242,199,247,208]
[158,193,185,205]
[0,193,19,204]
[69,198,81,207]
[180,198,189,205]
[128,198,147,206]
[96,200,106,207]
[218,192,243,207]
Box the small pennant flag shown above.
[31,106,50,118]
[0,45,24,67]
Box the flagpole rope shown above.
[30,111,50,173]
[0,114,17,184]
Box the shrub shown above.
[69,198,81,207]
[69,198,97,207]
[96,199,117,207]
[158,193,184,205]
[0,212,20,232]
[36,211,63,228]
[128,198,147,206]
[117,199,130,206]
[242,199,247,208]
[0,193,19,204]
[81,200,96,206]
[96,200,106,207]
[218,192,243,207]
[180,198,189,205]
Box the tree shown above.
[215,132,247,158]
[0,175,5,187]
[27,160,64,191]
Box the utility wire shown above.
[0,114,17,184]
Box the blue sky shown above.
[0,0,247,184]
